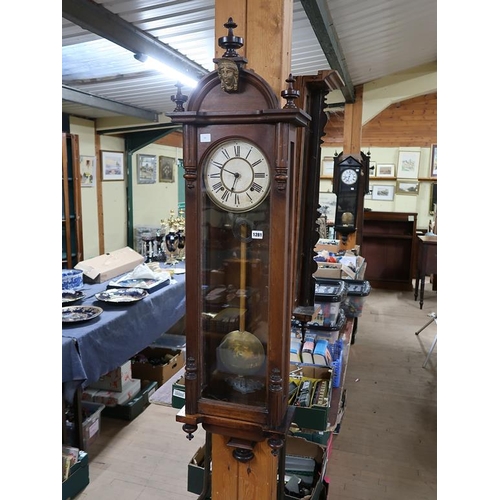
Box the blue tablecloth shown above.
[62,266,186,402]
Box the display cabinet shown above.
[62,133,83,269]
[361,211,417,291]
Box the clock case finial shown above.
[213,17,248,93]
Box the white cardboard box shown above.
[75,247,144,283]
[90,378,141,407]
[88,361,133,392]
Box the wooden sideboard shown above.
[360,211,418,291]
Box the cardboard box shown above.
[62,451,89,499]
[187,445,207,495]
[131,347,185,387]
[102,381,158,421]
[290,366,333,431]
[314,254,365,280]
[88,360,133,392]
[284,436,328,500]
[84,378,141,406]
[172,375,185,409]
[289,428,333,447]
[75,246,144,283]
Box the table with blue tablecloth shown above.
[62,266,186,403]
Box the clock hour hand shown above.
[230,172,241,191]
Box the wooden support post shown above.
[214,0,292,98]
[343,85,365,246]
[211,434,279,500]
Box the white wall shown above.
[70,117,127,258]
[131,143,182,227]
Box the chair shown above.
[415,312,437,368]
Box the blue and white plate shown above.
[95,288,148,303]
[62,289,85,304]
[62,305,103,323]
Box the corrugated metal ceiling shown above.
[62,0,436,122]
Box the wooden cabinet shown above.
[361,211,417,291]
[62,133,83,269]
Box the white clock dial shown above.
[340,168,358,185]
[204,139,271,212]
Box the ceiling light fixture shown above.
[134,53,198,89]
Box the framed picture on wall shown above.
[369,160,377,177]
[101,150,124,181]
[159,156,175,183]
[321,156,334,178]
[80,155,96,187]
[429,144,437,177]
[396,180,420,195]
[372,185,395,201]
[376,163,395,178]
[397,151,420,179]
[137,154,157,184]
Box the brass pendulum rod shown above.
[239,224,247,333]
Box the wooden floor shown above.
[75,283,437,500]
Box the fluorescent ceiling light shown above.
[134,53,198,89]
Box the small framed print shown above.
[372,185,395,201]
[137,154,157,184]
[429,144,437,177]
[321,156,334,178]
[80,155,96,187]
[159,156,175,183]
[397,151,420,179]
[396,180,420,195]
[376,163,395,178]
[101,150,124,181]
[369,160,377,177]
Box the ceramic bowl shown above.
[62,269,84,290]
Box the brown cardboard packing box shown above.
[131,347,185,387]
[75,246,144,283]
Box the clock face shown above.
[203,139,271,212]
[340,168,358,185]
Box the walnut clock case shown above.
[168,24,310,456]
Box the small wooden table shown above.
[414,235,437,309]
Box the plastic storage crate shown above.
[308,278,347,329]
[340,279,371,317]
[66,401,105,451]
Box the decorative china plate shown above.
[108,272,170,290]
[62,290,85,303]
[95,288,148,303]
[62,305,103,323]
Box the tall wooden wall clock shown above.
[332,152,369,249]
[168,18,310,466]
